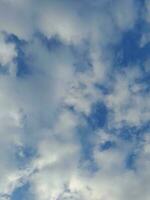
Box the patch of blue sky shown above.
[78,131,98,173]
[105,122,150,170]
[113,20,150,68]
[15,145,36,169]
[6,34,32,77]
[36,32,63,52]
[11,183,34,200]
[94,81,113,95]
[77,124,94,162]
[125,152,137,170]
[109,122,150,143]
[86,102,108,130]
[99,140,116,151]
[77,102,108,171]
[76,117,99,173]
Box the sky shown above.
[0,0,150,200]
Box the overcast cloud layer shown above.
[0,0,150,200]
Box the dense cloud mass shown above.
[0,0,150,200]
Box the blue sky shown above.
[0,0,150,200]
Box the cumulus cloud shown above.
[0,0,149,200]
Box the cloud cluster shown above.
[0,0,150,200]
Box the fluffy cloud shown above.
[0,0,149,200]
[106,67,150,128]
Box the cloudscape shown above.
[0,0,150,200]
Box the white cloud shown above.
[0,1,149,200]
[0,0,35,39]
[0,33,17,75]
[106,67,150,128]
